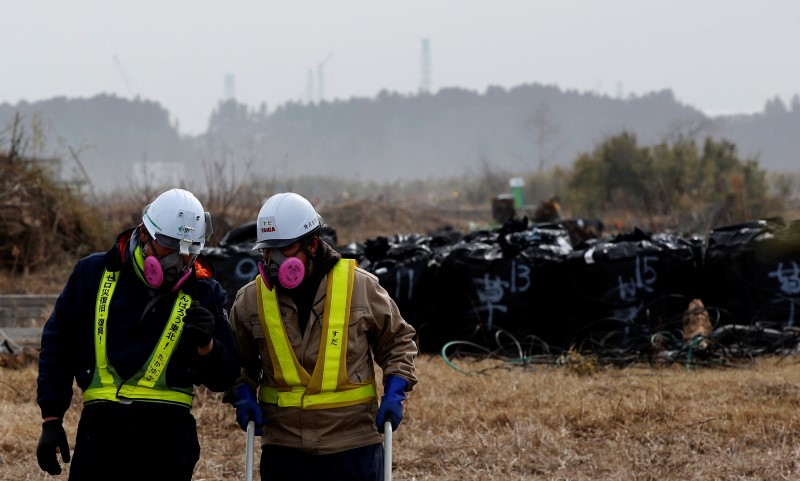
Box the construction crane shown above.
[112,54,138,97]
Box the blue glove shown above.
[231,384,265,435]
[376,375,408,433]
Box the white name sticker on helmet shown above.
[260,216,277,233]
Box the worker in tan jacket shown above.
[225,192,418,481]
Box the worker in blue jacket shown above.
[36,188,240,480]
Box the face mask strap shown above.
[170,267,193,292]
[258,261,273,291]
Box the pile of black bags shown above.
[203,217,800,354]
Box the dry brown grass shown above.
[319,199,476,246]
[3,355,800,480]
[0,261,74,296]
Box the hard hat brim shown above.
[154,233,203,255]
[253,238,297,250]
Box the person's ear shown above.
[138,226,153,254]
[308,236,320,255]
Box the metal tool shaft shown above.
[384,421,393,481]
[246,421,255,481]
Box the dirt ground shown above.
[4,356,800,480]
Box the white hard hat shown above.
[142,188,209,255]
[254,193,323,250]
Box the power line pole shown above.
[317,52,333,103]
[306,69,315,104]
[224,73,236,101]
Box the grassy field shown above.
[3,354,800,480]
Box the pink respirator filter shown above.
[278,257,305,289]
[143,256,163,288]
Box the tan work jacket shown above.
[229,244,418,454]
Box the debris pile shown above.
[0,149,106,273]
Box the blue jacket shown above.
[37,228,240,419]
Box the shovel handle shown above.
[246,421,256,481]
[383,420,393,481]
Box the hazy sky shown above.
[4,0,799,135]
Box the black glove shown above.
[183,301,215,348]
[37,419,70,475]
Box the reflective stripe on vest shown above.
[83,269,194,406]
[257,259,377,409]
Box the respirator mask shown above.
[143,240,194,290]
[258,248,306,290]
[132,232,195,292]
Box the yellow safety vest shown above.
[257,259,377,409]
[83,269,194,407]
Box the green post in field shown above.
[509,177,524,209]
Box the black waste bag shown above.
[206,222,261,307]
[423,224,572,354]
[219,221,256,247]
[367,238,436,333]
[564,228,702,353]
[335,241,369,269]
[703,218,800,328]
[202,245,261,308]
[360,233,464,335]
[557,217,605,247]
